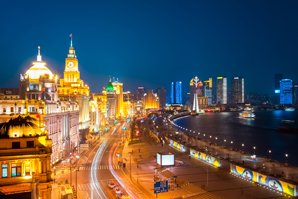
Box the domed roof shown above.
[25,46,54,79]
[106,81,114,92]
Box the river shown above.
[174,110,298,166]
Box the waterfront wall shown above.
[230,164,297,197]
[190,149,221,168]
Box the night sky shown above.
[1,0,298,95]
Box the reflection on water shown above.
[175,111,298,166]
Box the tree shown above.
[0,115,37,138]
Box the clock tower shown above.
[64,34,80,82]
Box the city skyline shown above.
[1,1,298,95]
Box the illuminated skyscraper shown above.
[216,76,227,104]
[170,81,182,104]
[280,79,293,105]
[203,78,212,105]
[231,77,244,104]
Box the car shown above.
[108,181,116,189]
[114,186,122,196]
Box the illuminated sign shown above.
[230,164,297,196]
[190,149,221,168]
[169,139,187,152]
[275,89,280,94]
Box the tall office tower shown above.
[156,87,167,108]
[204,78,213,105]
[280,79,293,105]
[293,83,298,106]
[170,81,182,104]
[216,76,227,104]
[136,87,145,101]
[231,77,245,104]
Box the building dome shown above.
[106,81,114,92]
[24,46,54,79]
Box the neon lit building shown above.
[170,81,182,104]
[280,79,293,105]
[216,76,227,104]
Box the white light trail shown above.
[90,138,108,199]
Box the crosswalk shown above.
[79,164,122,171]
[77,183,92,191]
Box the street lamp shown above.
[253,146,256,156]
[268,150,272,159]
[285,153,289,165]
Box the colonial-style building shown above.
[58,36,90,132]
[0,116,52,198]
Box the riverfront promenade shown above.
[171,122,298,185]
[118,133,286,199]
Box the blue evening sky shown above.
[1,0,298,95]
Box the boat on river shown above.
[239,111,255,118]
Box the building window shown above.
[18,107,21,113]
[12,142,20,149]
[10,107,14,113]
[27,141,34,148]
[3,108,6,113]
[2,164,8,178]
[11,164,21,177]
[25,164,31,176]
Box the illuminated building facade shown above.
[92,92,107,128]
[231,77,244,104]
[203,78,213,105]
[0,117,52,198]
[280,79,293,105]
[170,81,182,104]
[216,76,227,104]
[89,99,99,133]
[106,81,117,119]
[16,47,80,164]
[144,90,159,109]
[112,79,124,117]
[58,35,90,131]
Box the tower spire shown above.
[70,33,73,47]
[37,45,42,61]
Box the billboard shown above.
[190,149,221,168]
[169,139,187,152]
[230,164,297,197]
[156,153,175,166]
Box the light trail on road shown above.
[108,143,138,199]
[90,138,108,199]
[90,127,118,199]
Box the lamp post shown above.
[285,153,289,165]
[268,150,271,160]
[253,146,256,156]
[69,153,72,186]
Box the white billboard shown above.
[157,153,175,166]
